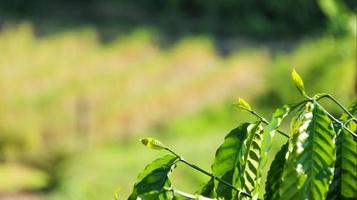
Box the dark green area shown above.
[0,0,347,40]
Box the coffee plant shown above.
[123,69,357,200]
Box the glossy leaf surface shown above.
[260,103,302,169]
[128,154,178,200]
[264,143,288,200]
[211,122,263,199]
[279,102,336,199]
[327,101,357,199]
[197,178,216,198]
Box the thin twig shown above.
[167,188,197,199]
[163,148,252,198]
[249,110,290,138]
[179,158,252,198]
[314,101,357,138]
[165,188,217,200]
[344,118,357,126]
[315,93,356,120]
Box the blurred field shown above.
[0,21,355,200]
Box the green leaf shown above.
[291,68,306,96]
[264,143,288,200]
[260,103,302,169]
[140,138,167,150]
[128,154,178,200]
[197,178,216,198]
[211,122,264,199]
[235,123,264,198]
[327,101,357,199]
[278,102,336,199]
[237,98,252,111]
[211,123,250,200]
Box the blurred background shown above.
[0,0,356,199]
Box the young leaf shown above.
[278,102,336,199]
[259,104,290,171]
[211,122,263,199]
[327,101,357,199]
[128,154,178,200]
[140,138,167,150]
[264,143,288,200]
[237,98,252,111]
[291,68,306,96]
[234,122,264,198]
[260,103,303,169]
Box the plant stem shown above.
[168,188,197,199]
[344,118,357,126]
[179,158,252,198]
[314,101,357,138]
[315,94,356,120]
[166,188,216,200]
[249,110,290,138]
[164,148,252,198]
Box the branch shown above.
[314,101,357,138]
[314,93,356,120]
[164,148,253,198]
[166,188,217,200]
[248,110,290,138]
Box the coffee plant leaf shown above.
[327,100,357,199]
[211,123,250,199]
[128,154,178,200]
[234,122,264,199]
[260,103,302,169]
[211,122,263,199]
[197,178,216,198]
[279,102,336,199]
[264,142,288,200]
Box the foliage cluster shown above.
[126,69,357,199]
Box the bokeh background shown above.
[0,0,356,199]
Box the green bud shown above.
[140,138,166,150]
[237,97,252,111]
[291,68,306,96]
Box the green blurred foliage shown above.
[0,0,345,39]
[261,36,355,109]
